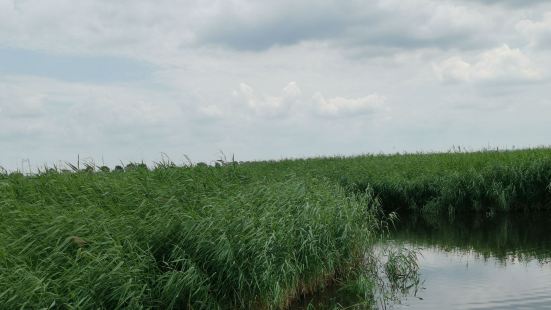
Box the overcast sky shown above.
[1,0,551,170]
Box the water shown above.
[294,212,551,309]
[389,213,551,309]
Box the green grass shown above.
[1,147,550,308]
[0,164,381,309]
[240,147,551,215]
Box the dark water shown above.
[294,212,551,309]
[389,213,551,309]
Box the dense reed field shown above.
[1,148,550,308]
[241,148,551,215]
[0,164,382,309]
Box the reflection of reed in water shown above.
[391,212,551,263]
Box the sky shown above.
[1,0,551,171]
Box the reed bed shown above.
[1,147,550,308]
[348,151,551,215]
[0,164,380,309]
[241,148,551,215]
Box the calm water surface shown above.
[389,213,551,309]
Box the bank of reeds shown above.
[240,148,551,215]
[346,150,551,215]
[2,147,550,308]
[0,164,380,308]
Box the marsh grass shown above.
[368,245,421,310]
[241,148,551,215]
[1,147,549,308]
[0,164,382,309]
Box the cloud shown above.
[0,76,186,144]
[313,93,388,117]
[0,47,153,84]
[2,0,551,171]
[198,104,224,119]
[516,13,551,48]
[0,0,508,59]
[466,0,549,7]
[197,0,495,52]
[196,1,354,50]
[232,82,302,118]
[0,0,196,60]
[434,45,543,83]
[231,82,388,118]
[0,82,47,117]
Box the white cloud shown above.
[198,104,224,118]
[516,13,551,48]
[0,82,47,117]
[0,76,186,143]
[232,82,301,118]
[2,0,551,170]
[434,45,543,83]
[231,82,387,118]
[434,56,473,82]
[282,81,302,97]
[0,0,512,61]
[313,93,388,117]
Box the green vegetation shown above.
[1,147,550,308]
[243,147,551,215]
[347,149,551,215]
[0,163,381,309]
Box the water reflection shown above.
[390,212,551,309]
[392,212,551,263]
[294,213,551,309]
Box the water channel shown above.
[298,212,551,309]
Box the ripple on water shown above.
[393,246,551,310]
